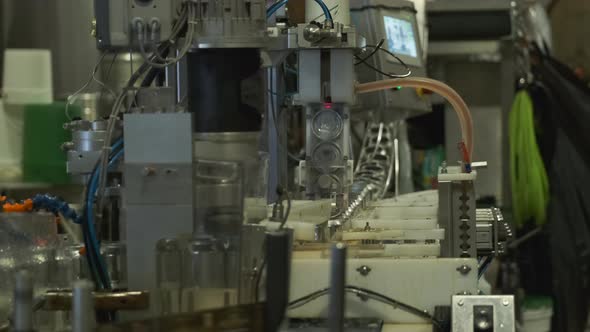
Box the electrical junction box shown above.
[94,0,177,50]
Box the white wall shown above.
[1,0,99,99]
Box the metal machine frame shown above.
[0,1,516,331]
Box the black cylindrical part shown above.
[187,49,263,133]
[264,230,292,332]
[329,243,347,332]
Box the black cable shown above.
[98,53,118,112]
[350,5,416,13]
[289,285,442,328]
[278,190,291,230]
[347,286,440,327]
[354,39,385,65]
[254,259,266,303]
[478,256,493,279]
[268,77,303,162]
[81,218,101,287]
[140,48,170,87]
[354,42,412,78]
[126,44,170,89]
[254,186,292,302]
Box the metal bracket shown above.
[452,295,515,332]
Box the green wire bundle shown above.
[509,90,550,228]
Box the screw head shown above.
[141,167,157,176]
[458,299,464,306]
[456,265,472,275]
[502,299,510,306]
[303,24,322,43]
[90,18,97,37]
[356,265,372,276]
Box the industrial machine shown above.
[351,0,430,121]
[0,0,514,331]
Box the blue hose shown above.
[267,0,332,20]
[313,0,332,20]
[110,138,124,153]
[31,194,81,223]
[266,0,288,18]
[86,147,124,289]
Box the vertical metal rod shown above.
[329,243,346,332]
[13,270,33,332]
[393,121,400,198]
[72,280,96,332]
[266,65,288,204]
[394,137,400,197]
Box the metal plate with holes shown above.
[290,258,478,324]
[452,295,515,332]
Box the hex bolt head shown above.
[456,265,472,275]
[356,265,372,276]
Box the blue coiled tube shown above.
[267,0,332,20]
[31,194,81,223]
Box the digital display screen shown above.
[383,16,418,58]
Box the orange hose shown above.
[2,198,34,213]
[356,77,474,159]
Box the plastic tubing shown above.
[267,0,288,18]
[355,77,474,159]
[267,0,331,20]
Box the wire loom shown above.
[289,285,442,328]
[354,39,412,79]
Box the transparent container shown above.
[193,159,244,237]
[101,242,127,290]
[180,238,237,312]
[156,238,183,315]
[50,243,88,289]
[0,212,57,324]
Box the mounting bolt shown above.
[456,265,472,275]
[458,299,464,307]
[90,18,97,37]
[141,167,157,176]
[502,299,510,306]
[61,142,74,151]
[356,265,371,276]
[164,168,177,175]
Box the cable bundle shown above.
[83,138,124,290]
[509,90,549,227]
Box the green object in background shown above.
[509,90,550,228]
[22,102,80,184]
[412,145,445,190]
[522,295,553,310]
[422,145,445,189]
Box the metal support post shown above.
[267,65,289,203]
[329,243,346,332]
[72,280,96,332]
[13,271,33,332]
